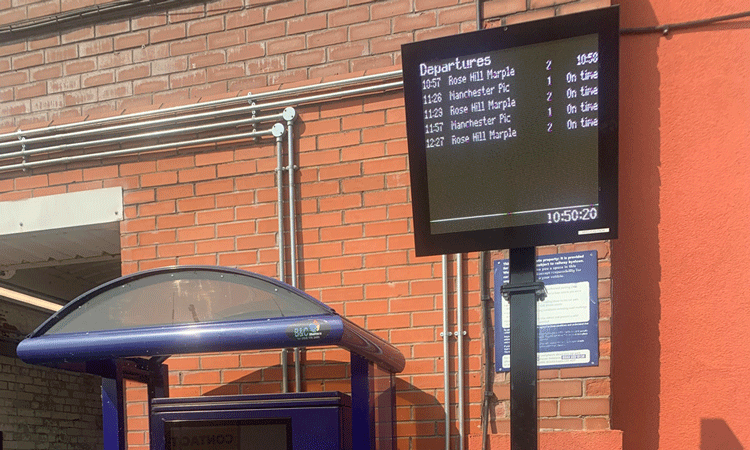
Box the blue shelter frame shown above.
[17,266,405,450]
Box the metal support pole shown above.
[101,370,126,450]
[351,353,375,450]
[508,247,539,450]
[147,361,169,448]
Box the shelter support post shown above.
[102,368,126,450]
[148,361,170,446]
[351,353,375,450]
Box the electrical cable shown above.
[620,9,750,35]
[479,251,494,450]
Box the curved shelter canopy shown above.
[17,265,405,374]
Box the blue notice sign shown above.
[494,251,599,372]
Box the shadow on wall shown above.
[610,1,661,450]
[701,419,743,450]
[196,359,454,449]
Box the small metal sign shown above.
[494,251,599,372]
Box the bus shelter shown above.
[17,266,405,450]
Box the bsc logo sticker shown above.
[286,319,330,342]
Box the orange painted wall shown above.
[613,1,750,449]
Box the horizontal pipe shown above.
[0,128,274,173]
[0,71,403,144]
[251,81,403,114]
[247,70,402,103]
[0,76,403,173]
[0,112,284,160]
[0,108,283,154]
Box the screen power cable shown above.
[620,9,750,35]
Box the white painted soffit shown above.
[0,187,122,235]
[0,187,123,269]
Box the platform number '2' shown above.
[546,60,553,132]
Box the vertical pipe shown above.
[294,347,302,392]
[442,255,451,450]
[281,349,289,393]
[456,253,465,450]
[282,107,302,392]
[480,251,493,450]
[274,127,286,284]
[272,124,289,394]
[284,107,298,288]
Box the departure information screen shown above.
[402,7,619,255]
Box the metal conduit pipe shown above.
[0,128,277,173]
[281,349,289,394]
[479,251,494,450]
[0,113,285,161]
[294,347,301,393]
[0,71,403,145]
[442,255,451,450]
[281,106,303,393]
[457,254,465,450]
[273,126,289,394]
[0,82,402,174]
[275,128,287,287]
[256,81,403,116]
[248,70,402,103]
[0,106,283,154]
[284,107,298,288]
[0,96,263,143]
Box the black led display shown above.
[402,6,619,256]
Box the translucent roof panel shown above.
[19,266,404,374]
[39,266,335,336]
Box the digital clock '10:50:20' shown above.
[548,207,598,223]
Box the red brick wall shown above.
[0,0,610,128]
[0,0,615,449]
[0,353,103,449]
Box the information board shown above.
[494,251,599,371]
[402,7,618,255]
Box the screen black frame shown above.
[402,6,619,256]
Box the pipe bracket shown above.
[18,130,26,171]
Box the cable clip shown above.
[250,99,258,141]
[18,129,26,171]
